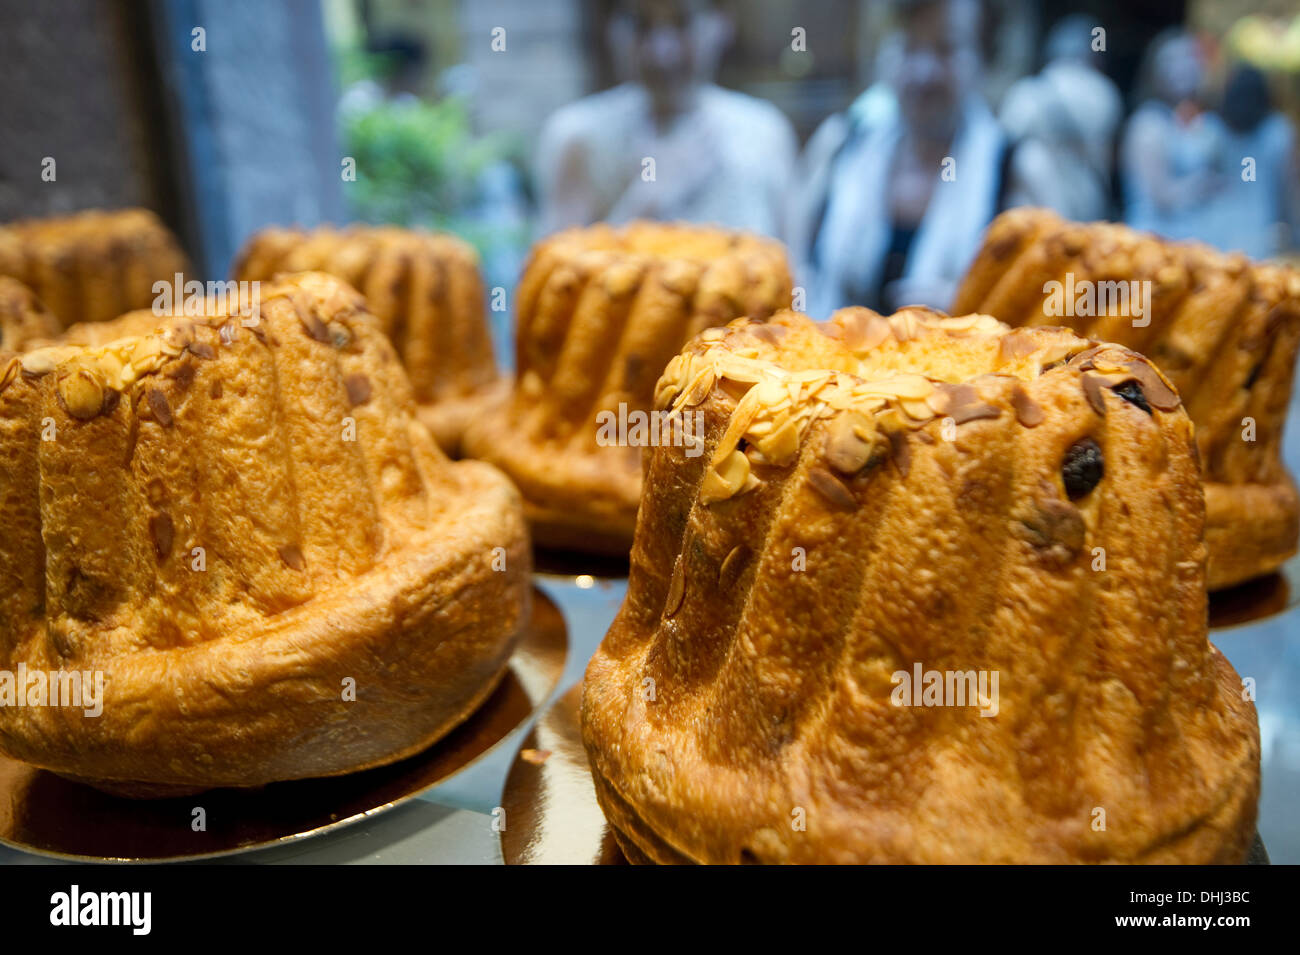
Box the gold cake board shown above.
[0,587,568,863]
[500,686,1269,866]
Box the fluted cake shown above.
[0,272,530,795]
[953,207,1300,589]
[232,225,503,456]
[464,221,793,554]
[0,208,189,329]
[582,306,1260,864]
[0,277,60,352]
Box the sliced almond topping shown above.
[718,544,750,588]
[888,312,918,342]
[19,351,57,376]
[0,358,20,394]
[950,402,1002,425]
[925,389,953,415]
[936,314,981,333]
[290,296,331,343]
[682,367,716,407]
[149,512,174,560]
[58,368,106,420]
[146,387,174,427]
[807,465,857,509]
[95,350,124,382]
[344,373,372,406]
[825,410,875,474]
[701,447,750,503]
[1010,384,1045,427]
[664,557,686,616]
[843,314,892,352]
[1122,360,1181,411]
[888,428,912,478]
[899,397,934,422]
[159,323,191,356]
[278,544,306,572]
[1081,373,1108,416]
[860,374,933,401]
[758,416,801,466]
[661,353,686,389]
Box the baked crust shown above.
[463,221,792,554]
[0,277,60,352]
[954,208,1300,588]
[233,225,500,456]
[582,307,1260,863]
[0,208,189,329]
[0,272,530,793]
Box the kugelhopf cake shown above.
[953,207,1300,589]
[463,221,793,554]
[0,272,530,795]
[582,306,1260,864]
[0,277,60,351]
[232,225,503,456]
[0,208,189,329]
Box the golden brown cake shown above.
[232,225,503,456]
[0,208,189,329]
[953,207,1300,589]
[0,272,530,795]
[582,306,1260,864]
[0,277,60,351]
[463,221,793,554]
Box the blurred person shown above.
[789,0,1006,316]
[535,0,797,237]
[1203,64,1298,259]
[998,14,1123,222]
[1120,29,1227,242]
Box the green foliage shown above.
[340,96,506,230]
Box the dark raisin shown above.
[1062,438,1103,499]
[1111,380,1152,415]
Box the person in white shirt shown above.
[998,14,1124,223]
[535,0,797,239]
[1120,29,1227,242]
[1203,64,1298,259]
[788,0,1006,316]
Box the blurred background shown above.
[1,0,1299,861]
[3,0,1299,360]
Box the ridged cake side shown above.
[232,225,500,453]
[0,271,530,792]
[464,221,793,552]
[0,277,60,352]
[0,208,189,328]
[953,207,1300,588]
[582,307,1259,863]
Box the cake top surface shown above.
[989,206,1300,296]
[2,272,369,414]
[243,223,480,260]
[539,220,787,266]
[1,207,170,240]
[657,307,1183,503]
